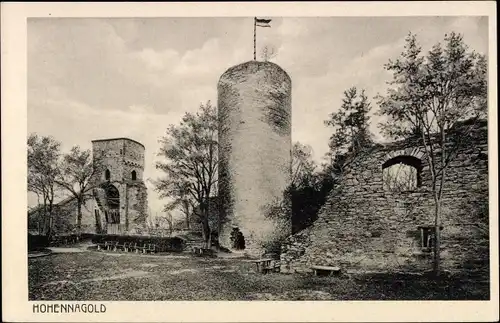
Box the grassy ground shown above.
[28,249,489,301]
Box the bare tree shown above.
[377,32,487,276]
[155,101,218,248]
[28,134,62,238]
[56,146,104,234]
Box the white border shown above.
[1,2,498,322]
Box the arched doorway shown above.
[230,227,245,250]
[101,183,120,234]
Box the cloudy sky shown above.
[27,16,488,215]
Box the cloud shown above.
[28,17,489,215]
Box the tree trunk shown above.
[46,209,53,239]
[77,201,82,234]
[432,197,442,277]
[201,213,211,249]
[94,210,102,234]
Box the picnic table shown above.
[254,258,281,274]
[191,246,215,257]
[311,265,341,276]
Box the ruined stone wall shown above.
[91,138,148,234]
[218,61,292,257]
[123,140,145,181]
[92,139,125,182]
[51,197,101,235]
[125,182,148,233]
[92,138,145,182]
[281,121,489,274]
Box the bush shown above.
[28,233,50,251]
[91,234,186,252]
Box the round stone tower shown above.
[218,61,292,257]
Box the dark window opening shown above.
[131,170,137,181]
[105,169,111,181]
[382,155,422,192]
[230,227,245,250]
[119,149,123,155]
[418,225,443,252]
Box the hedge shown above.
[49,234,84,246]
[28,234,50,251]
[91,234,186,253]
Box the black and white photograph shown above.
[2,2,498,322]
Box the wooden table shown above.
[254,258,273,273]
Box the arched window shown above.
[382,155,422,192]
[131,170,137,181]
[105,169,111,181]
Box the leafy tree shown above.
[287,142,320,233]
[56,146,104,234]
[287,88,375,233]
[27,134,62,238]
[291,142,316,188]
[325,86,373,159]
[376,32,487,276]
[155,101,218,248]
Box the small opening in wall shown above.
[105,169,111,181]
[131,170,137,181]
[120,149,123,155]
[418,225,443,252]
[230,227,246,250]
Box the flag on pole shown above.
[255,17,272,28]
[254,17,272,60]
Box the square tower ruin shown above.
[91,138,148,234]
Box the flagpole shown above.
[253,17,256,61]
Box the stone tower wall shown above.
[91,138,148,234]
[218,61,292,257]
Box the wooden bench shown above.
[263,260,281,274]
[311,265,341,277]
[191,246,215,257]
[137,243,147,254]
[254,259,273,273]
[145,244,157,254]
[115,241,125,251]
[96,241,106,251]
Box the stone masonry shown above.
[281,120,489,274]
[91,138,148,234]
[29,138,149,235]
[218,61,292,257]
